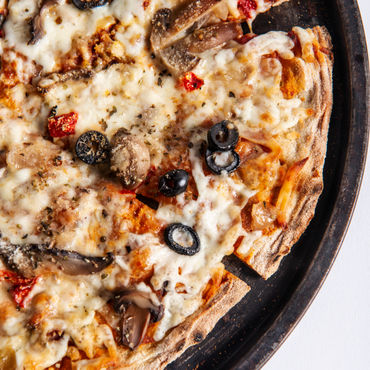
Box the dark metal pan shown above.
[168,0,369,368]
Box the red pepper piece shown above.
[0,270,38,308]
[235,33,257,44]
[48,112,78,138]
[180,72,204,92]
[142,0,150,9]
[119,189,136,195]
[237,0,258,19]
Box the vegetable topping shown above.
[180,72,204,92]
[237,0,258,19]
[110,129,151,189]
[72,0,112,10]
[205,148,240,174]
[158,169,189,197]
[205,121,240,174]
[111,290,163,350]
[0,270,38,308]
[164,223,200,256]
[0,242,114,276]
[75,130,110,164]
[48,112,78,138]
[207,120,239,151]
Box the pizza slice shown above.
[0,0,332,368]
[0,0,289,91]
[231,26,333,278]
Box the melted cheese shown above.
[0,0,317,365]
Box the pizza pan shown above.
[168,0,369,368]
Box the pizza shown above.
[0,0,333,368]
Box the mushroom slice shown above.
[39,247,114,275]
[157,21,242,73]
[151,0,223,51]
[110,129,151,190]
[0,242,113,276]
[28,0,60,45]
[151,1,243,74]
[120,304,150,350]
[0,242,38,278]
[112,290,164,322]
[71,0,112,10]
[159,43,199,74]
[184,21,243,53]
[111,290,164,349]
[36,69,93,93]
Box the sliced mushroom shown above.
[150,0,243,73]
[110,129,151,189]
[39,247,114,275]
[111,290,164,350]
[71,0,112,10]
[159,43,199,74]
[0,242,113,277]
[183,22,243,54]
[112,290,164,322]
[36,69,93,93]
[28,0,60,45]
[120,304,150,350]
[0,242,39,278]
[159,21,243,73]
[151,0,222,51]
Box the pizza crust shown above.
[235,26,333,279]
[112,272,250,369]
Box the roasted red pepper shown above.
[237,0,258,19]
[0,270,38,308]
[48,112,78,138]
[235,33,257,45]
[180,72,204,92]
[142,0,150,9]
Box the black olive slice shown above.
[207,120,239,151]
[158,169,189,197]
[71,0,111,10]
[205,149,240,175]
[164,223,200,256]
[75,130,110,164]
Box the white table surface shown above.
[263,1,370,369]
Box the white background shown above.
[264,1,370,370]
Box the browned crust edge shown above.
[113,272,250,369]
[240,26,333,279]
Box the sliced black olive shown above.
[164,223,200,256]
[158,169,189,197]
[71,0,111,10]
[75,130,110,165]
[207,120,239,151]
[205,149,240,175]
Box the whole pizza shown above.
[0,0,333,368]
